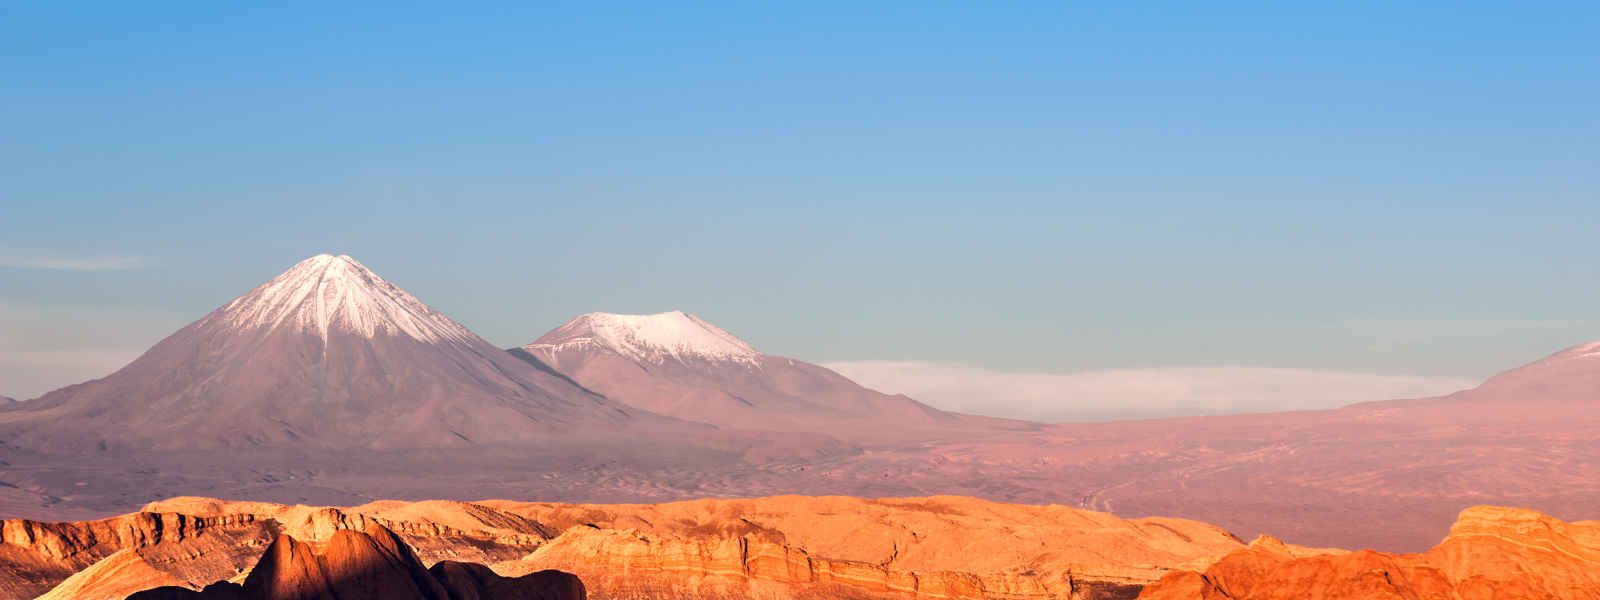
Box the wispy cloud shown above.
[0,252,148,271]
[824,361,1480,423]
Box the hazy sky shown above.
[3,3,1599,399]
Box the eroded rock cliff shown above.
[487,495,1240,599]
[124,523,584,600]
[8,494,1242,600]
[1137,505,1600,599]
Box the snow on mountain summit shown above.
[1571,341,1600,358]
[204,254,477,345]
[528,310,760,364]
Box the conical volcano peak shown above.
[206,253,476,344]
[530,310,760,364]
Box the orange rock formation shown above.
[5,495,1242,600]
[1138,506,1600,599]
[8,496,1593,600]
[123,522,583,600]
[482,495,1241,599]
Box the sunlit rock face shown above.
[121,523,585,600]
[11,495,1599,600]
[1138,505,1600,600]
[485,495,1242,600]
[11,494,1243,600]
[2,511,271,600]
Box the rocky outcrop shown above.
[23,496,1600,600]
[0,511,269,599]
[488,495,1241,599]
[15,494,1244,600]
[430,562,586,600]
[1426,506,1600,598]
[1,511,259,562]
[3,501,548,600]
[148,494,1244,599]
[135,498,553,568]
[507,526,1148,599]
[36,549,187,600]
[124,523,584,600]
[1137,506,1600,599]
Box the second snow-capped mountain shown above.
[514,310,966,437]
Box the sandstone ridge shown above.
[124,522,584,600]
[10,497,1596,600]
[1137,505,1600,599]
[10,494,1243,600]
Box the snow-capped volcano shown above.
[0,254,652,452]
[526,310,760,365]
[515,311,971,437]
[204,254,476,345]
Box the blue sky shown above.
[2,2,1598,398]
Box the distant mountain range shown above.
[0,254,1596,552]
